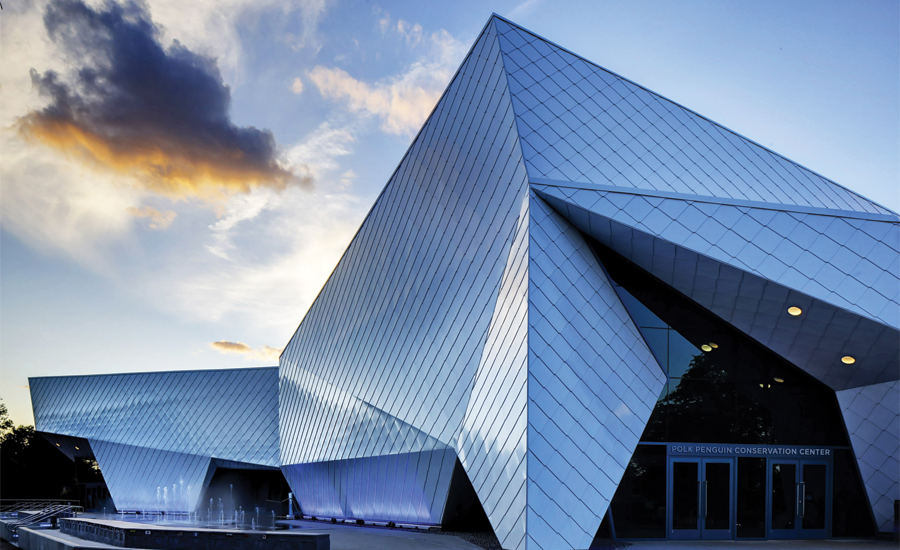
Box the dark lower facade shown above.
[609,443,870,540]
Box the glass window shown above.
[736,457,766,538]
[594,240,851,447]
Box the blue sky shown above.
[1,0,897,426]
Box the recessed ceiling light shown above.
[56,443,60,446]
[841,356,856,364]
[709,342,718,349]
[701,344,712,352]
[75,446,80,450]
[788,306,802,316]
[773,377,784,383]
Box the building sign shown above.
[669,443,832,457]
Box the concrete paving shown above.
[6,516,894,550]
[627,540,897,549]
[280,520,484,550]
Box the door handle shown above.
[702,480,708,520]
[800,481,806,519]
[795,482,800,518]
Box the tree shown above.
[0,398,77,500]
[0,399,14,442]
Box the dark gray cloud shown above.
[18,0,305,197]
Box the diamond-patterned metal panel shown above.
[31,368,279,467]
[492,18,893,216]
[526,193,665,550]
[457,194,530,549]
[30,367,279,512]
[534,185,900,391]
[91,440,212,512]
[282,449,457,524]
[837,381,900,533]
[533,184,899,330]
[279,18,531,533]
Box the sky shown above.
[1,0,897,426]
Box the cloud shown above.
[308,22,467,136]
[1,131,140,267]
[395,19,424,47]
[282,122,356,175]
[125,119,365,344]
[210,340,250,353]
[291,77,305,94]
[210,340,282,362]
[17,0,305,200]
[127,206,176,230]
[199,121,355,260]
[281,0,328,52]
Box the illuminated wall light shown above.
[709,343,718,349]
[788,306,802,316]
[841,356,856,365]
[773,377,784,383]
[701,344,712,352]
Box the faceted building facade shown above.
[278,14,898,548]
[30,368,280,512]
[31,15,898,549]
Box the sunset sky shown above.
[1,0,897,426]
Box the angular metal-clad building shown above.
[278,14,898,548]
[31,368,280,512]
[31,14,898,549]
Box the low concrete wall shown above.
[0,520,16,544]
[17,527,97,550]
[61,518,329,550]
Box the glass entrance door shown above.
[669,458,733,540]
[768,460,829,539]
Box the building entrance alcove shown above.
[596,242,872,540]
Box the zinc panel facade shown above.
[492,19,892,216]
[91,440,212,512]
[836,381,900,532]
[532,184,900,330]
[526,194,665,550]
[30,368,279,511]
[30,368,279,466]
[457,193,530,549]
[534,185,900,391]
[279,18,531,528]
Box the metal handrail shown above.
[5,503,83,534]
[0,500,79,516]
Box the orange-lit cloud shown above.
[126,206,176,230]
[210,340,283,362]
[19,0,306,200]
[17,115,302,199]
[211,341,253,354]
